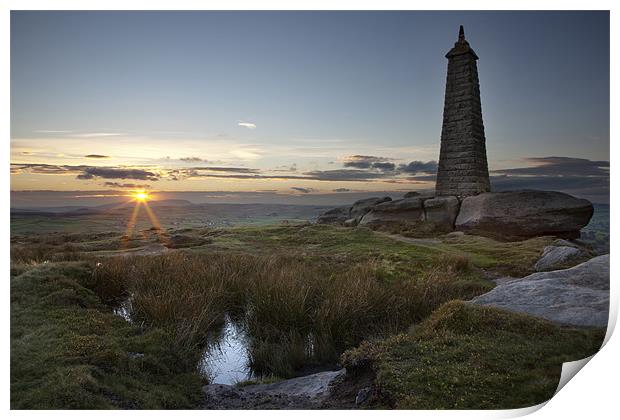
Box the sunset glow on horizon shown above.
[10,11,609,204]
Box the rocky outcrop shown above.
[470,254,609,327]
[202,369,346,409]
[316,206,350,225]
[316,197,393,226]
[359,198,425,226]
[317,190,593,241]
[455,190,593,239]
[349,197,392,219]
[534,245,588,272]
[424,196,460,230]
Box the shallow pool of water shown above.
[198,316,255,385]
[113,296,133,322]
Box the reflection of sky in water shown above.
[199,316,255,385]
[114,301,254,385]
[113,296,132,322]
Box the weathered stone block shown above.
[424,196,460,229]
[359,198,425,226]
[350,196,392,219]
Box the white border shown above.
[3,2,617,420]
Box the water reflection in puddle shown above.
[198,316,255,385]
[113,296,133,322]
[114,301,255,385]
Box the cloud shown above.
[342,155,395,170]
[302,169,394,181]
[179,157,204,162]
[197,166,259,173]
[238,121,257,129]
[84,154,110,159]
[272,163,298,173]
[103,182,151,189]
[491,157,609,177]
[398,161,438,174]
[490,157,609,200]
[406,156,609,203]
[372,162,396,172]
[77,167,159,181]
[291,187,315,193]
[11,163,86,175]
[34,130,73,134]
[73,132,126,138]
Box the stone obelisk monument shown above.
[435,26,490,197]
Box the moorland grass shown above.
[87,250,492,377]
[11,224,563,408]
[341,301,605,409]
[10,262,204,409]
[440,234,555,276]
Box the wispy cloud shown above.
[238,121,257,129]
[179,157,204,162]
[291,187,315,194]
[77,167,159,181]
[73,132,126,138]
[398,161,438,174]
[491,156,609,177]
[103,182,151,189]
[34,130,73,134]
[84,154,111,159]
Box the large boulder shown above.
[455,190,593,239]
[316,206,350,225]
[470,254,609,327]
[349,196,392,219]
[359,198,424,226]
[424,196,460,230]
[534,245,588,272]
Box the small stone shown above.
[355,387,372,405]
[534,246,587,272]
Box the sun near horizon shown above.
[131,191,150,202]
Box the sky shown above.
[10,11,610,205]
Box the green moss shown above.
[343,301,604,409]
[10,263,204,409]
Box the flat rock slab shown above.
[470,255,609,327]
[203,369,345,409]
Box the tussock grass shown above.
[88,251,490,377]
[10,243,83,264]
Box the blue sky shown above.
[10,11,609,203]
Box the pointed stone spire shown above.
[446,24,478,59]
[435,27,490,197]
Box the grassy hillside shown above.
[10,223,603,409]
